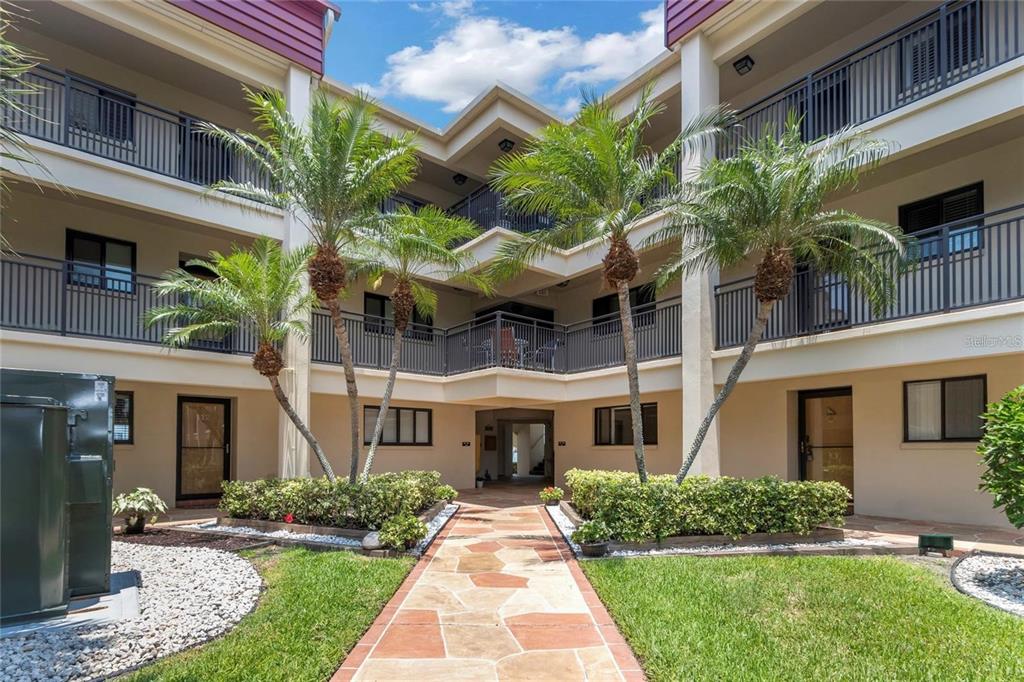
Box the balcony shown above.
[448,184,555,235]
[2,65,273,193]
[714,205,1024,349]
[721,0,1024,157]
[0,254,681,376]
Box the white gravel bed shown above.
[546,504,893,558]
[183,521,364,548]
[182,503,458,556]
[952,554,1024,617]
[0,542,261,682]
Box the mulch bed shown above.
[114,528,269,552]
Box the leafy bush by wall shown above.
[979,386,1024,528]
[564,469,849,541]
[220,471,443,530]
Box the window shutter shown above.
[903,26,938,88]
[940,187,981,223]
[113,392,132,443]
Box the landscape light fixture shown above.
[498,138,515,152]
[733,54,755,75]
[453,173,467,185]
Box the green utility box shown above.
[1,369,114,599]
[1,396,71,624]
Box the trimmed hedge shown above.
[220,471,444,530]
[565,469,849,542]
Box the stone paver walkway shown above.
[333,493,643,681]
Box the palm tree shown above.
[355,206,490,480]
[200,88,418,483]
[145,237,336,481]
[489,85,732,483]
[654,117,910,483]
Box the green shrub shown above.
[220,471,444,530]
[564,468,849,541]
[572,519,610,544]
[979,386,1024,528]
[113,487,168,532]
[379,512,428,550]
[434,484,459,502]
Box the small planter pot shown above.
[579,541,609,558]
[475,480,484,489]
[544,500,560,507]
[122,515,147,535]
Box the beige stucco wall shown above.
[111,380,278,504]
[719,354,1023,528]
[547,390,683,486]
[310,394,477,489]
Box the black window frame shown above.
[594,403,658,446]
[898,182,984,259]
[364,292,434,339]
[114,390,134,445]
[67,73,136,143]
[591,284,656,336]
[898,6,982,93]
[903,374,987,443]
[65,228,137,293]
[363,406,433,446]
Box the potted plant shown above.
[539,486,564,507]
[113,487,168,534]
[572,519,611,557]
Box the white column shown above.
[679,31,721,477]
[277,65,314,479]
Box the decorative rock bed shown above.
[0,542,261,682]
[951,553,1024,617]
[180,502,458,557]
[546,504,902,559]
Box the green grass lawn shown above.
[128,547,414,682]
[583,555,1024,681]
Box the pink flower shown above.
[283,513,294,524]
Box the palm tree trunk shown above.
[360,328,404,482]
[268,375,336,481]
[676,299,775,483]
[616,281,648,483]
[325,298,362,484]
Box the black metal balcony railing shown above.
[0,254,681,376]
[721,0,1024,157]
[2,65,274,193]
[449,185,555,235]
[714,205,1024,349]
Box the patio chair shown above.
[532,338,561,371]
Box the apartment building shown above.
[1,0,1021,528]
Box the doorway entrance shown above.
[798,388,853,509]
[177,397,231,501]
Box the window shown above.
[900,6,981,92]
[904,375,986,442]
[595,403,657,446]
[899,183,983,258]
[592,285,656,335]
[363,406,431,445]
[114,391,133,444]
[67,75,135,142]
[364,292,433,337]
[66,229,136,293]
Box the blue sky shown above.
[326,1,665,128]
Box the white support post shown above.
[680,31,721,477]
[277,65,313,479]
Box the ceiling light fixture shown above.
[733,54,755,76]
[452,173,467,185]
[498,138,515,153]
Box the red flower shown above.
[283,513,295,524]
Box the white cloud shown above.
[557,8,664,89]
[362,3,665,117]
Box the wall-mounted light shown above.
[452,173,467,185]
[733,54,755,76]
[498,138,515,153]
